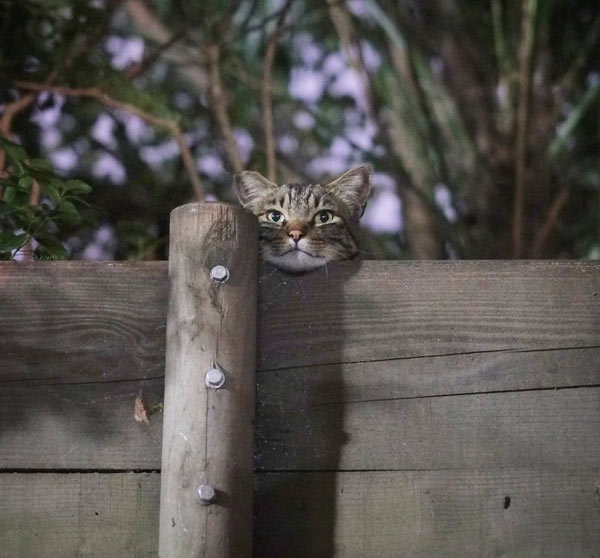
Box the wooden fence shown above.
[0,203,599,557]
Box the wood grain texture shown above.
[254,470,600,558]
[257,260,600,369]
[2,260,598,378]
[2,381,597,473]
[2,350,597,470]
[2,469,596,558]
[2,378,595,479]
[0,379,163,469]
[1,259,598,557]
[256,387,600,471]
[257,346,600,403]
[0,261,168,382]
[0,473,159,558]
[159,203,258,558]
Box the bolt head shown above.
[198,484,216,504]
[210,265,229,283]
[205,368,225,389]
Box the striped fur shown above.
[234,165,371,272]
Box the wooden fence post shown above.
[159,203,258,557]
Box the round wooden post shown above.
[159,203,258,557]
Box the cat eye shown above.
[266,210,284,223]
[314,210,334,225]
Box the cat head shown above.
[234,165,371,272]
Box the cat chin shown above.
[264,250,327,273]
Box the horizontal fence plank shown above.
[0,473,159,558]
[0,262,168,383]
[2,470,597,558]
[2,261,599,381]
[254,470,600,558]
[255,387,600,471]
[0,379,163,469]
[257,346,600,402]
[257,260,600,370]
[2,368,598,471]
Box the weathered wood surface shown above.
[257,260,600,369]
[257,345,600,405]
[0,261,168,382]
[0,473,159,558]
[1,261,599,379]
[254,470,600,558]
[0,378,163,469]
[2,470,597,558]
[2,349,598,469]
[159,203,258,558]
[1,259,598,557]
[255,386,600,471]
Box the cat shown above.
[234,165,371,272]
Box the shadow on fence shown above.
[254,260,362,557]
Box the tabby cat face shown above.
[234,165,371,272]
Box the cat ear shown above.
[234,171,278,210]
[325,164,372,215]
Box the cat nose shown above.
[288,229,304,242]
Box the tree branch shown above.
[356,0,447,257]
[0,94,36,182]
[205,43,244,173]
[433,0,498,162]
[512,0,538,258]
[14,81,204,200]
[124,0,208,91]
[328,0,377,122]
[18,179,42,259]
[491,0,515,135]
[261,0,293,182]
[1,23,107,186]
[530,184,570,257]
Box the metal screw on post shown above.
[210,265,229,283]
[197,484,216,505]
[205,368,226,389]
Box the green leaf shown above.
[3,186,16,203]
[26,165,56,182]
[0,136,27,164]
[59,200,78,213]
[0,231,28,252]
[32,232,68,258]
[27,158,54,172]
[18,175,34,190]
[57,200,82,225]
[64,179,92,194]
[42,181,62,202]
